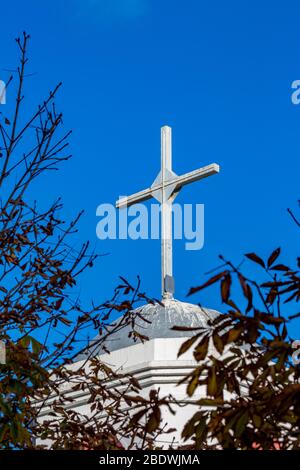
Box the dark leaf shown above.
[267,247,281,268]
[213,333,224,354]
[235,411,249,438]
[193,335,209,362]
[188,271,228,296]
[227,327,242,343]
[187,368,201,397]
[245,252,265,268]
[178,334,201,357]
[270,264,290,272]
[207,367,218,397]
[146,407,161,433]
[221,273,231,303]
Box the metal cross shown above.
[116,126,220,299]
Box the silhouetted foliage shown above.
[181,245,300,449]
[0,33,170,449]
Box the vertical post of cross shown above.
[0,80,6,105]
[161,126,174,299]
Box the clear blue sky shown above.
[1,1,299,322]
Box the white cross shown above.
[116,126,220,299]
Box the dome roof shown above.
[78,299,220,359]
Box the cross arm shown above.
[116,163,220,209]
[173,163,219,191]
[116,186,153,209]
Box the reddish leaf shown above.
[245,252,265,268]
[267,247,281,268]
[221,273,231,303]
[227,327,243,343]
[239,274,253,312]
[55,298,63,310]
[188,271,228,296]
[270,264,290,271]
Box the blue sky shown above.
[1,1,300,327]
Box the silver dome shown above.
[78,299,220,359]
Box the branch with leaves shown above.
[180,247,300,449]
[0,33,171,450]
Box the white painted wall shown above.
[36,336,217,448]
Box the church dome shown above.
[79,299,220,358]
